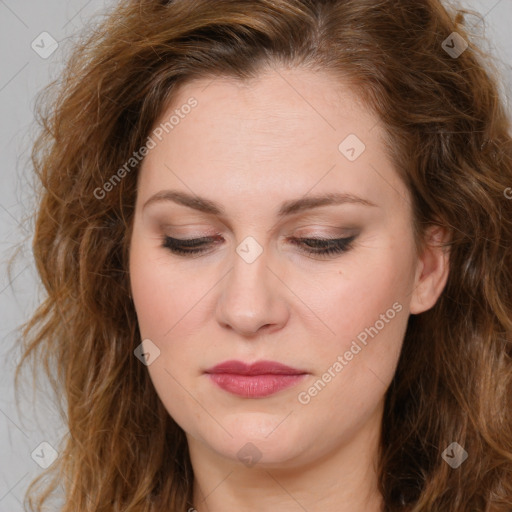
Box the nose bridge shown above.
[227,234,270,305]
[216,234,286,335]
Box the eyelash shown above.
[161,235,357,258]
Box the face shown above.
[129,66,448,469]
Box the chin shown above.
[193,415,316,467]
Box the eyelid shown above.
[160,222,360,241]
[160,224,358,237]
[161,233,358,259]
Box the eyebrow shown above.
[142,190,378,217]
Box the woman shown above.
[15,0,512,510]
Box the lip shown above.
[206,360,307,376]
[205,360,308,398]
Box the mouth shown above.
[204,360,309,398]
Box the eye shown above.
[161,235,221,256]
[289,235,357,258]
[161,235,357,258]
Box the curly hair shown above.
[13,0,512,510]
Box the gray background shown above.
[0,1,511,510]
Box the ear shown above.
[409,224,451,315]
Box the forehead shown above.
[168,67,375,136]
[137,67,407,217]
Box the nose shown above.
[215,242,290,338]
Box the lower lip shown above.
[207,373,307,398]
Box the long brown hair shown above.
[14,0,512,510]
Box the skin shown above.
[129,65,450,512]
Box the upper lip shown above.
[205,360,307,375]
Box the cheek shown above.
[310,244,413,347]
[129,238,206,431]
[295,254,409,433]
[129,227,205,341]
[129,234,182,340]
